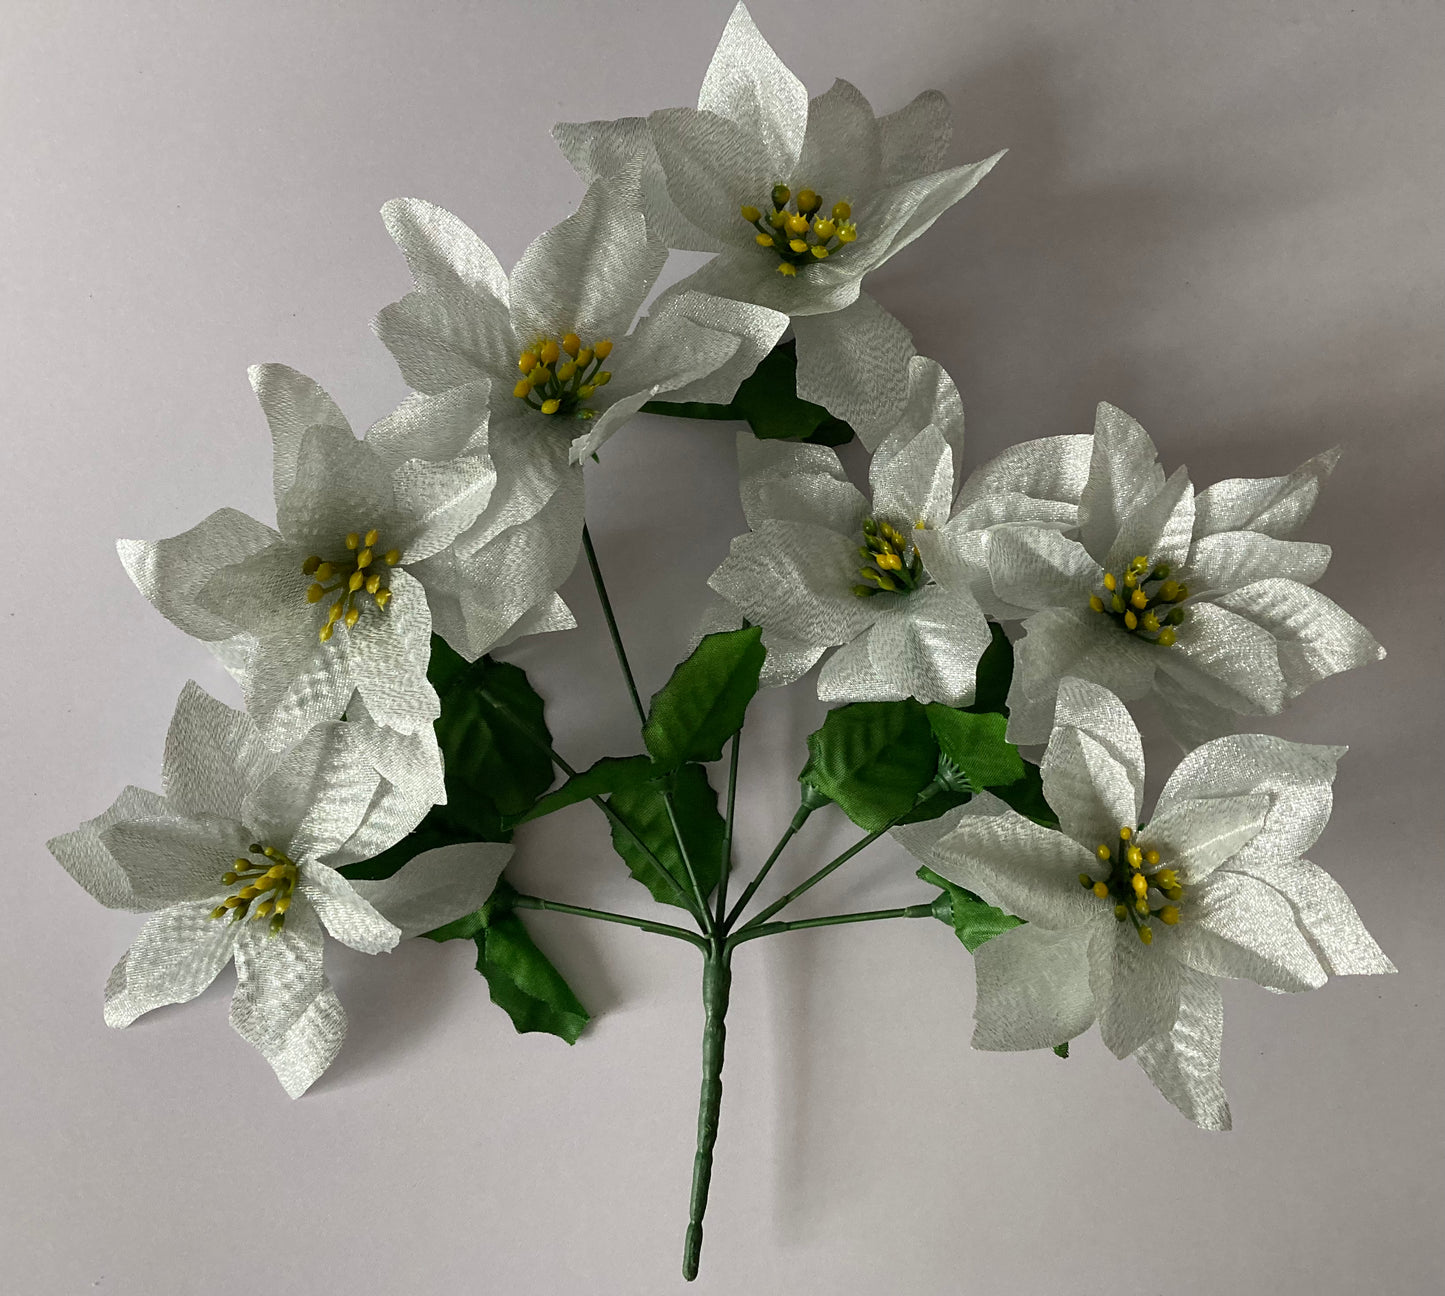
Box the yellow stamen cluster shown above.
[208,844,298,937]
[741,185,857,275]
[303,528,400,643]
[852,517,925,597]
[515,333,612,419]
[1078,825,1185,945]
[1088,554,1188,646]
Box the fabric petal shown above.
[1139,794,1271,885]
[275,425,395,553]
[229,904,345,1097]
[649,106,785,246]
[628,289,790,406]
[1179,871,1327,992]
[878,89,952,183]
[296,862,399,954]
[1088,922,1186,1059]
[867,584,992,707]
[1077,403,1166,564]
[248,364,353,509]
[1133,968,1231,1130]
[1187,532,1331,596]
[870,425,953,532]
[1156,600,1285,715]
[104,903,237,1028]
[816,625,893,701]
[343,569,439,736]
[1192,447,1340,541]
[956,434,1093,519]
[374,287,511,395]
[1044,677,1146,846]
[971,923,1096,1052]
[796,78,882,202]
[101,814,251,910]
[1104,465,1195,575]
[47,786,177,911]
[351,842,513,939]
[1213,579,1384,699]
[161,681,278,822]
[792,295,915,449]
[381,196,510,302]
[986,525,1100,612]
[737,434,866,533]
[696,2,809,170]
[863,153,1006,271]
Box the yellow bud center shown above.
[209,844,299,937]
[515,334,613,421]
[853,516,927,598]
[302,526,399,643]
[741,181,860,274]
[1086,823,1186,945]
[1088,553,1188,647]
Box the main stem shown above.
[682,940,731,1281]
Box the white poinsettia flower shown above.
[985,402,1384,745]
[46,683,508,1097]
[894,677,1392,1130]
[706,357,995,704]
[119,365,496,748]
[553,1,1005,447]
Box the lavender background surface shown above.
[2,2,1441,1292]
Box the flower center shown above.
[1088,554,1189,646]
[741,184,857,277]
[208,843,299,937]
[853,516,925,597]
[1077,824,1186,946]
[302,528,400,643]
[514,334,612,419]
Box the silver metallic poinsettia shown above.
[894,676,1393,1129]
[46,682,508,1097]
[120,365,496,749]
[374,179,788,652]
[986,402,1384,745]
[704,357,1094,702]
[553,2,1005,448]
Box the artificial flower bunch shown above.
[47,4,1391,1280]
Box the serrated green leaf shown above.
[992,761,1058,828]
[967,621,1014,715]
[607,763,724,909]
[918,865,1025,952]
[341,639,554,881]
[425,878,588,1044]
[641,342,855,446]
[643,626,765,770]
[924,706,1026,790]
[800,700,939,832]
[506,754,658,827]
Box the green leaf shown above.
[992,761,1058,828]
[924,707,1026,790]
[506,754,657,827]
[1053,1042,1070,1059]
[919,865,1025,952]
[341,639,555,881]
[800,700,939,832]
[967,621,1014,715]
[643,626,765,770]
[426,878,588,1044]
[641,342,855,446]
[895,787,972,825]
[607,763,724,909]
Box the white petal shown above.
[649,106,784,246]
[275,426,394,553]
[351,842,513,938]
[792,296,915,449]
[1005,609,1158,746]
[1156,600,1285,714]
[1140,794,1271,884]
[1213,579,1384,699]
[956,434,1093,517]
[229,904,346,1098]
[971,923,1096,1051]
[101,814,250,910]
[343,570,439,737]
[365,378,490,466]
[878,89,952,184]
[46,785,173,910]
[986,525,1100,612]
[1088,922,1185,1059]
[816,625,895,702]
[708,520,876,647]
[629,289,790,406]
[696,2,808,169]
[1179,871,1327,992]
[1077,403,1165,563]
[1104,465,1195,575]
[381,196,509,302]
[796,78,882,201]
[104,903,237,1028]
[894,792,1102,930]
[374,287,511,395]
[895,356,966,486]
[910,521,1000,616]
[1187,532,1331,595]
[737,434,866,533]
[248,364,353,509]
[296,862,399,954]
[1133,968,1231,1130]
[1193,447,1340,540]
[161,681,277,822]
[509,180,666,345]
[1152,686,1242,749]
[492,591,577,648]
[118,508,279,642]
[867,585,992,707]
[1157,734,1343,870]
[1044,676,1146,843]
[1222,860,1393,977]
[870,425,953,531]
[863,153,1006,270]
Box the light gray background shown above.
[2,1,1441,1292]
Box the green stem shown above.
[736,825,891,934]
[682,946,732,1281]
[714,733,740,930]
[728,903,934,949]
[477,685,697,915]
[581,522,715,936]
[511,894,707,950]
[723,818,799,932]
